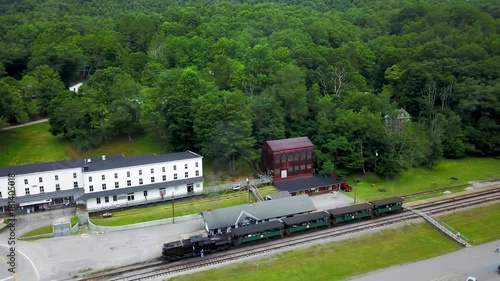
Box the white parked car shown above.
[232,183,242,191]
[466,277,477,281]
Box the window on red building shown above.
[274,155,280,163]
[306,150,312,159]
[288,153,293,162]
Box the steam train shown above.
[162,196,404,261]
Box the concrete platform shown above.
[308,192,354,211]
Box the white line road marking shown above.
[0,276,14,281]
[0,244,40,280]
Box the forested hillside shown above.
[0,0,498,178]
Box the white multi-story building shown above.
[0,151,204,213]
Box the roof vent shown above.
[102,155,106,161]
[88,159,92,163]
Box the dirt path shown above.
[1,118,49,131]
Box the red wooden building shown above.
[263,136,340,196]
[262,137,314,182]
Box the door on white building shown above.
[187,183,193,193]
[281,169,287,178]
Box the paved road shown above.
[1,118,48,131]
[348,240,500,281]
[16,218,204,281]
[0,244,39,281]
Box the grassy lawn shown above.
[168,202,500,281]
[91,186,278,226]
[71,216,78,227]
[438,202,500,244]
[19,225,53,239]
[345,157,499,202]
[0,122,165,167]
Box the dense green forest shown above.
[0,0,498,178]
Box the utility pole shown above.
[172,191,175,224]
[247,178,250,203]
[354,185,357,204]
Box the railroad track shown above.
[77,188,500,281]
[401,181,499,199]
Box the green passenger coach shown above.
[231,220,285,245]
[327,203,374,224]
[370,197,404,215]
[281,211,330,234]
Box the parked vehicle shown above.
[232,183,242,191]
[340,182,352,192]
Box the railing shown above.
[405,207,470,247]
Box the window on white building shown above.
[55,175,59,181]
[127,180,131,186]
[73,182,78,188]
[195,162,199,168]
[113,195,117,201]
[104,196,109,203]
[195,170,199,176]
[39,186,44,193]
[25,188,30,195]
[114,173,118,179]
[139,178,143,185]
[73,173,77,178]
[89,185,94,192]
[0,192,2,198]
[115,182,119,188]
[159,188,166,196]
[24,179,28,185]
[151,177,155,183]
[185,172,188,178]
[144,190,148,197]
[151,168,154,174]
[127,171,130,177]
[96,198,101,204]
[174,173,177,180]
[173,165,177,171]
[89,176,92,182]
[56,184,60,191]
[127,193,134,201]
[162,167,165,173]
[162,175,166,181]
[139,170,142,175]
[184,163,188,169]
[102,175,105,180]
[196,183,200,188]
[39,177,43,183]
[102,184,107,190]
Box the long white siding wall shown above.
[0,168,83,198]
[83,157,203,212]
[85,181,204,211]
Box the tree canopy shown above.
[0,0,498,178]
